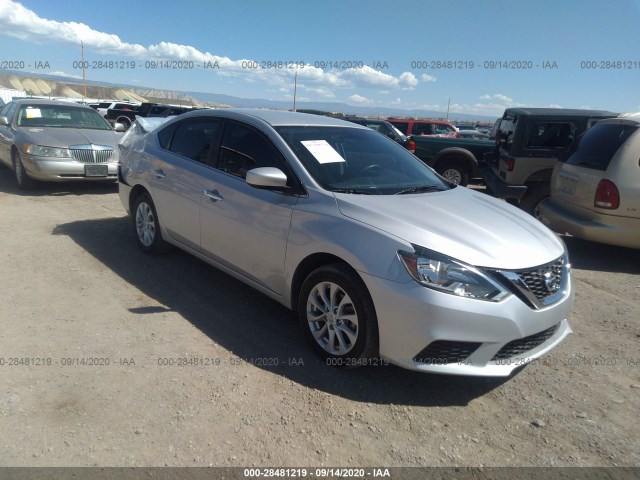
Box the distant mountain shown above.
[0,69,496,121]
[185,91,496,121]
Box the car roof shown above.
[504,107,618,117]
[180,108,363,127]
[596,113,640,126]
[11,99,94,109]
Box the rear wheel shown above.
[298,264,379,367]
[436,160,470,186]
[13,152,36,190]
[519,183,550,218]
[132,192,170,254]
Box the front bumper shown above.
[20,155,118,182]
[360,269,573,376]
[539,198,640,249]
[484,168,527,200]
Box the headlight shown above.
[398,247,510,302]
[22,144,70,158]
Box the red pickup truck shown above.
[386,118,459,137]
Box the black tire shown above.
[13,152,36,190]
[298,264,379,367]
[519,183,550,218]
[436,160,470,186]
[132,192,170,254]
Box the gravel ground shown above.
[0,168,638,468]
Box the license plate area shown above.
[84,164,108,177]
[558,173,577,195]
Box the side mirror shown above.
[114,123,127,132]
[246,167,288,190]
[0,116,9,126]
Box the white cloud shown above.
[348,94,373,104]
[301,85,335,98]
[480,93,514,104]
[47,71,82,79]
[0,1,436,101]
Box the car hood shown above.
[18,127,120,149]
[334,187,564,270]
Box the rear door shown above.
[148,117,221,251]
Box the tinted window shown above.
[217,122,292,180]
[566,123,638,171]
[276,126,449,195]
[525,122,576,149]
[168,118,220,163]
[157,122,179,150]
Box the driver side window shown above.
[217,122,293,183]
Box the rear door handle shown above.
[152,168,166,179]
[204,189,224,202]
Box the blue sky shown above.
[1,0,639,117]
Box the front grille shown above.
[515,258,564,302]
[69,144,114,164]
[488,255,568,310]
[413,340,482,365]
[492,324,559,360]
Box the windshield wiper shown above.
[331,188,374,195]
[394,184,445,195]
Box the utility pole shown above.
[81,41,87,98]
[446,97,450,121]
[293,69,297,112]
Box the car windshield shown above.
[276,125,450,194]
[16,104,112,130]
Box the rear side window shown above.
[167,118,220,163]
[525,122,576,150]
[433,124,455,135]
[566,123,638,171]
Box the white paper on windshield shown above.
[301,140,345,164]
[25,108,42,118]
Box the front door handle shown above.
[152,168,166,179]
[204,189,224,202]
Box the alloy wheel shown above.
[306,281,359,355]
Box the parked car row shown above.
[1,101,635,378]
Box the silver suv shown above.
[118,110,574,376]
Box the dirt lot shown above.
[0,167,638,469]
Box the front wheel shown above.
[298,264,379,367]
[132,192,170,254]
[13,152,36,190]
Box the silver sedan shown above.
[118,109,574,376]
[0,99,121,189]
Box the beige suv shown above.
[539,113,640,249]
